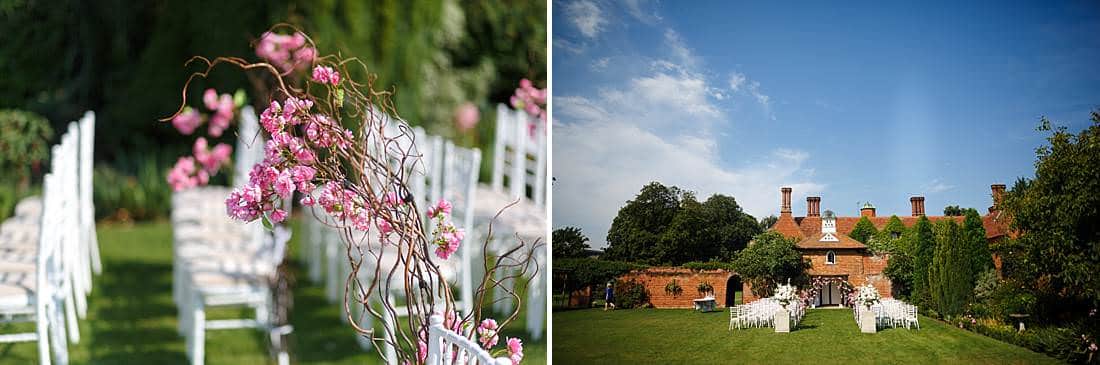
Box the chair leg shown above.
[50,301,68,365]
[190,299,206,365]
[64,289,80,344]
[90,228,103,274]
[383,295,398,365]
[37,304,51,365]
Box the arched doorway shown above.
[725,276,742,307]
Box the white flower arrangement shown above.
[856,283,880,309]
[773,283,798,308]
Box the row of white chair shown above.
[854,298,920,330]
[172,106,293,365]
[0,112,101,364]
[728,298,805,330]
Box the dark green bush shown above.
[93,156,171,222]
[0,110,53,186]
[615,279,649,309]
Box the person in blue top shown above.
[604,282,616,311]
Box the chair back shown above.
[425,314,509,365]
[490,104,546,206]
[234,106,263,188]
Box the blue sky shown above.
[551,0,1100,248]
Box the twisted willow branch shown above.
[164,24,540,364]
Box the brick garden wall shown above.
[618,267,740,309]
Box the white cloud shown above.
[729,72,746,92]
[922,178,955,193]
[622,0,661,24]
[553,78,821,248]
[664,29,698,69]
[567,0,607,38]
[591,57,610,71]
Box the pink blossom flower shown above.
[273,169,295,199]
[476,319,498,349]
[203,89,219,110]
[377,218,393,236]
[1090,343,1098,352]
[167,157,198,191]
[311,65,341,86]
[300,195,316,206]
[454,102,479,132]
[427,199,452,218]
[416,339,427,364]
[290,165,316,192]
[171,108,202,135]
[383,191,401,206]
[270,209,288,223]
[256,31,316,73]
[260,101,285,134]
[506,337,523,365]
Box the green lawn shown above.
[0,220,545,364]
[553,308,1059,364]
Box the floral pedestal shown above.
[774,308,790,333]
[859,307,877,333]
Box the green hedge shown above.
[554,258,647,292]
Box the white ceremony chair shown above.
[425,314,511,365]
[0,174,70,365]
[78,112,102,281]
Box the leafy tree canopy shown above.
[604,182,760,265]
[1001,112,1100,318]
[731,231,810,298]
[849,216,878,244]
[553,226,590,260]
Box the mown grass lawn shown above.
[553,308,1058,364]
[0,220,545,364]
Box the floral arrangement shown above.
[801,276,855,307]
[773,283,798,308]
[664,280,683,296]
[697,281,713,296]
[163,25,539,365]
[509,79,547,138]
[855,283,880,309]
[166,88,244,191]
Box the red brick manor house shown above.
[746,185,1012,305]
[614,184,1011,309]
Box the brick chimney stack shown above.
[910,196,926,216]
[806,196,821,217]
[989,184,1006,213]
[860,202,876,217]
[781,187,792,215]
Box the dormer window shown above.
[826,251,836,265]
[891,232,901,239]
[820,209,838,242]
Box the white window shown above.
[826,251,836,265]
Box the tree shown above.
[928,219,972,316]
[943,205,964,216]
[962,209,993,276]
[868,215,906,254]
[1001,112,1100,319]
[758,215,778,231]
[908,215,936,307]
[553,226,590,259]
[849,216,878,244]
[731,231,810,298]
[603,182,684,263]
[605,182,759,265]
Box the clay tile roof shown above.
[771,214,805,240]
[795,232,867,249]
[983,211,1011,239]
[786,213,1010,240]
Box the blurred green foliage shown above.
[0,109,53,186]
[0,0,545,163]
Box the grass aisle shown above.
[553,308,1058,364]
[0,220,545,364]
